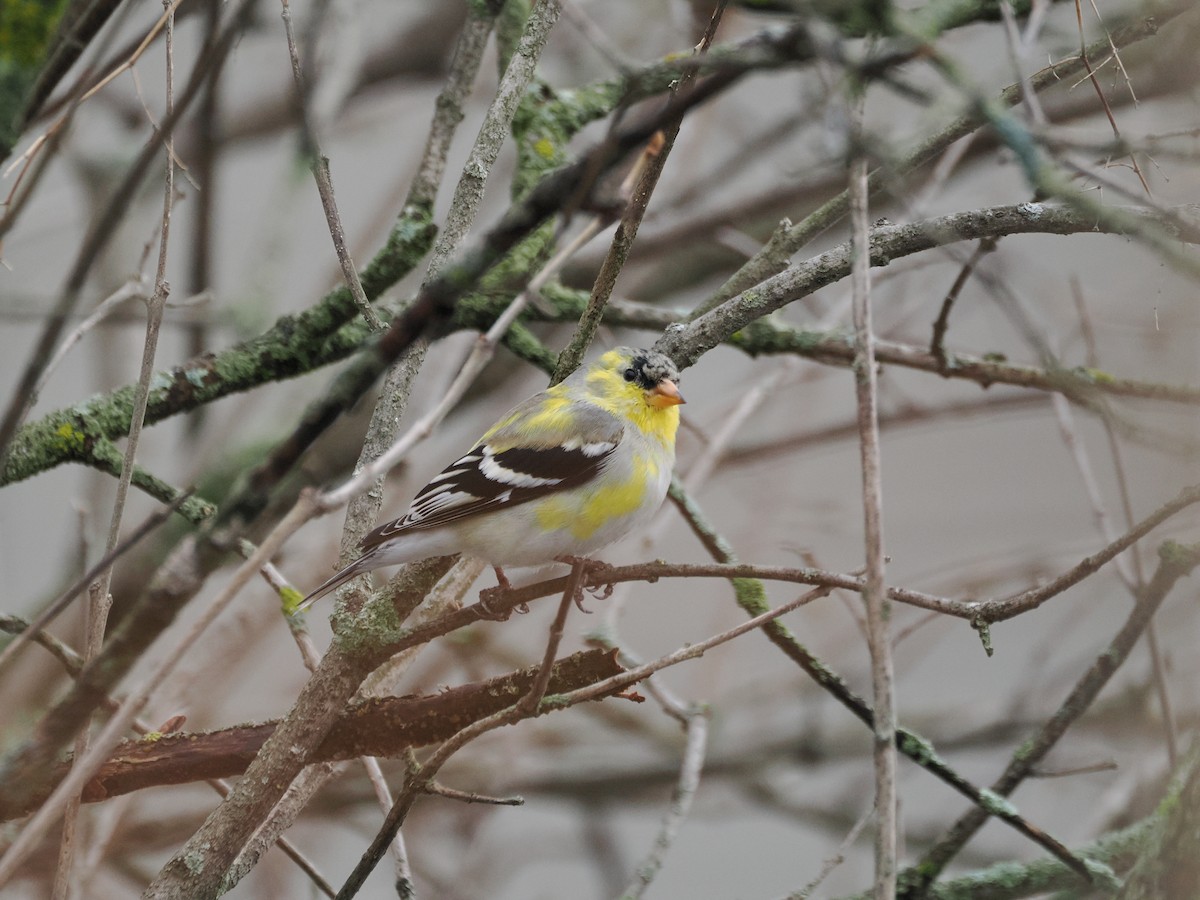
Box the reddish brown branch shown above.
[2,649,626,821]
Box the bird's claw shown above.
[586,581,614,601]
[477,567,531,619]
[476,589,511,621]
[553,556,605,613]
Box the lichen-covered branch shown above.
[657,202,1200,370]
[839,814,1156,900]
[1118,738,1200,899]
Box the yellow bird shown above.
[298,347,684,611]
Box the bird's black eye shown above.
[623,367,636,382]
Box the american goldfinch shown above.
[298,347,684,611]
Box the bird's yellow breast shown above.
[534,454,658,539]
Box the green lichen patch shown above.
[978,787,1019,818]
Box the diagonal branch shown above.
[902,540,1200,896]
[0,0,260,466]
[657,203,1200,370]
[666,484,1100,883]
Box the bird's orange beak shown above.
[647,379,685,408]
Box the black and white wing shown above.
[360,397,623,552]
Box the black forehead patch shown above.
[626,349,680,390]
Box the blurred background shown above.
[1,1,1199,897]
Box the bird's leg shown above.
[494,566,531,614]
[556,556,619,607]
[554,556,598,613]
[493,566,512,591]
[477,566,526,620]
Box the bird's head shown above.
[584,347,684,438]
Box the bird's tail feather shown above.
[295,555,372,613]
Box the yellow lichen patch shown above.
[280,586,305,616]
[532,137,556,159]
[1083,367,1115,385]
[54,422,86,453]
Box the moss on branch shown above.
[1,203,436,488]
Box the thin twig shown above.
[847,99,895,899]
[1073,0,1151,196]
[1067,282,1179,769]
[335,562,583,898]
[724,393,1044,469]
[279,0,382,332]
[0,491,191,699]
[975,483,1200,623]
[904,541,1200,895]
[72,794,133,894]
[0,616,86,675]
[421,783,524,806]
[551,132,665,384]
[559,0,634,71]
[360,755,412,893]
[88,0,177,660]
[555,1,726,384]
[997,0,1048,126]
[0,0,258,465]
[784,804,874,900]
[619,705,710,899]
[33,278,151,398]
[517,567,581,715]
[929,238,996,371]
[0,496,315,888]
